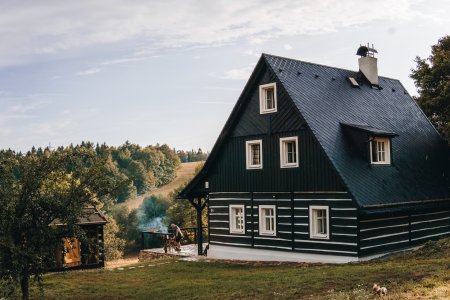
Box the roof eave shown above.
[340,122,399,137]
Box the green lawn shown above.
[33,239,450,299]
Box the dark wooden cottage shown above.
[179,46,450,262]
[52,206,107,269]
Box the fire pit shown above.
[141,229,172,251]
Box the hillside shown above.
[121,161,202,210]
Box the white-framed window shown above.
[280,136,299,168]
[370,137,391,165]
[309,206,329,240]
[259,205,276,236]
[259,83,277,114]
[246,140,263,169]
[229,205,245,234]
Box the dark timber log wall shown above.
[209,191,359,256]
[204,65,346,194]
[207,131,345,193]
[359,209,450,257]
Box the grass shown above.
[32,238,450,299]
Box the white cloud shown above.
[2,95,50,114]
[284,44,293,51]
[0,94,52,142]
[76,68,101,76]
[29,119,73,139]
[100,56,150,65]
[244,49,260,57]
[223,64,255,80]
[0,0,427,67]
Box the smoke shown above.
[137,214,166,231]
[136,195,169,231]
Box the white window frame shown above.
[280,136,299,168]
[309,206,330,240]
[246,140,263,169]
[229,205,245,234]
[369,137,391,165]
[259,205,276,236]
[259,83,277,114]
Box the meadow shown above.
[33,238,450,299]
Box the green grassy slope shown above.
[35,238,450,299]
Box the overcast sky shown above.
[0,0,449,152]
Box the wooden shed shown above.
[52,206,107,269]
[179,46,450,262]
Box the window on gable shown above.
[259,205,276,236]
[309,206,329,240]
[259,83,277,114]
[370,137,391,165]
[229,205,245,234]
[246,140,262,169]
[280,137,299,168]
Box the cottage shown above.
[179,45,450,263]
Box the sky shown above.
[0,0,449,152]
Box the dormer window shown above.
[370,137,391,165]
[259,83,277,114]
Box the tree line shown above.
[175,148,208,163]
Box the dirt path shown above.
[121,161,202,211]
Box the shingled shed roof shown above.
[340,122,398,137]
[264,54,449,208]
[180,53,449,209]
[50,206,108,226]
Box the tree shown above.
[103,215,126,261]
[0,147,118,299]
[110,206,141,252]
[410,35,450,143]
[140,195,169,222]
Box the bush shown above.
[0,276,19,299]
[110,206,141,253]
[103,215,126,261]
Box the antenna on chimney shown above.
[356,43,378,58]
[356,43,379,86]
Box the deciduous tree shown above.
[411,35,450,143]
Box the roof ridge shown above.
[261,53,401,82]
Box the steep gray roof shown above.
[263,54,449,208]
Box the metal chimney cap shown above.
[356,45,378,57]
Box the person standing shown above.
[170,223,183,251]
